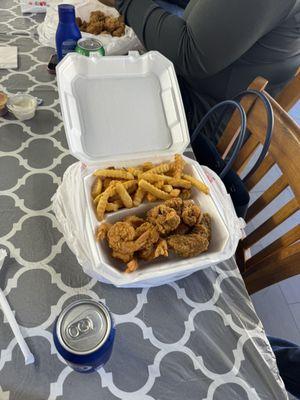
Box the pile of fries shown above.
[91,154,209,221]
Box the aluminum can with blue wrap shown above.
[53,299,115,372]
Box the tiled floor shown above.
[250,101,300,346]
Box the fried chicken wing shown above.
[86,21,104,35]
[112,24,125,37]
[173,222,191,235]
[167,234,209,257]
[147,205,180,235]
[80,21,87,31]
[104,16,120,32]
[90,10,105,23]
[181,200,202,226]
[193,213,211,240]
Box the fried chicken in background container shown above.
[52,51,245,288]
[37,0,142,55]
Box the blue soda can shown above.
[53,299,115,373]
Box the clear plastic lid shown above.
[56,51,190,166]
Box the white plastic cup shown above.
[7,94,38,121]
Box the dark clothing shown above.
[268,336,300,399]
[116,0,300,130]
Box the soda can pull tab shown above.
[67,317,93,339]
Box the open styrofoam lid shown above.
[56,51,190,165]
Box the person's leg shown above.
[154,0,184,17]
[268,336,300,398]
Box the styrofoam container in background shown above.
[55,51,243,287]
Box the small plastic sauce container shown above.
[7,94,37,121]
[0,92,8,117]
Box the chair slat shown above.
[247,94,300,199]
[276,68,300,112]
[244,242,300,294]
[232,135,260,175]
[245,225,300,269]
[245,175,289,222]
[244,154,274,191]
[217,78,300,293]
[243,198,299,248]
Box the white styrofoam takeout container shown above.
[56,51,241,287]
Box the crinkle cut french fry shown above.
[173,154,185,179]
[166,178,191,189]
[115,182,133,208]
[170,189,180,197]
[146,192,157,202]
[141,173,168,182]
[126,167,142,178]
[91,177,102,198]
[106,202,120,212]
[96,180,137,205]
[133,187,145,206]
[147,163,170,174]
[123,180,138,190]
[154,181,164,189]
[113,199,124,207]
[182,174,209,194]
[96,189,112,221]
[103,178,112,190]
[139,179,170,200]
[93,181,117,206]
[93,169,134,180]
[141,161,154,171]
[142,173,191,188]
[162,184,173,193]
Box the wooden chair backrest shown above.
[275,67,300,112]
[217,77,300,294]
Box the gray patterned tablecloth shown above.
[0,2,289,399]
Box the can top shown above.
[57,299,111,355]
[77,38,103,51]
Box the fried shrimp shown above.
[107,222,135,250]
[96,223,112,241]
[147,204,180,235]
[181,200,202,226]
[164,198,183,215]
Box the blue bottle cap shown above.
[58,4,76,23]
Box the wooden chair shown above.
[217,77,300,294]
[275,67,300,112]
